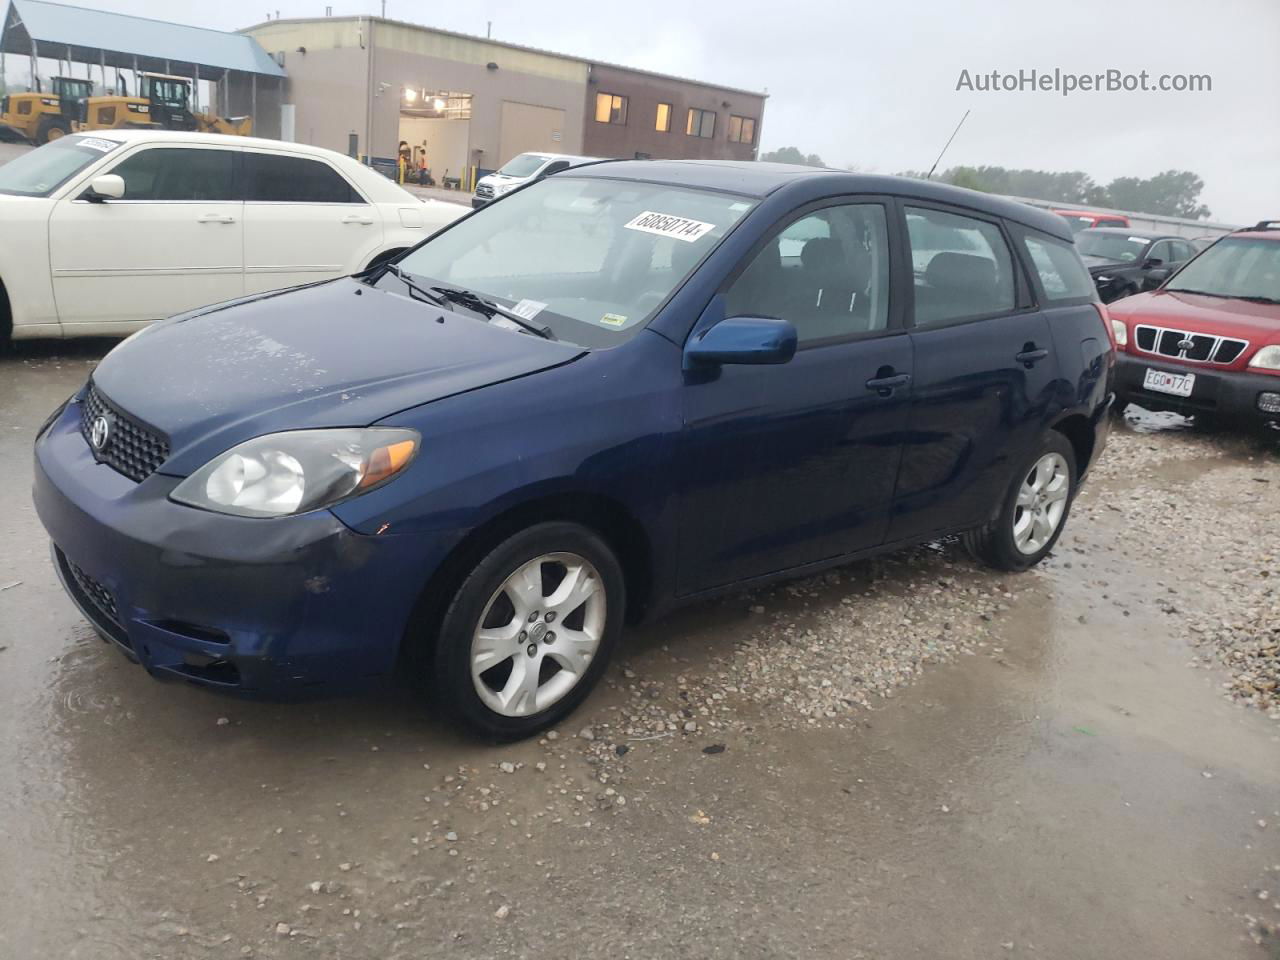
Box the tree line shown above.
[759,147,1212,220]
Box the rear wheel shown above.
[36,116,71,144]
[426,522,625,739]
[364,248,405,272]
[964,432,1077,572]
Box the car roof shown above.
[569,159,1074,239]
[1078,227,1179,240]
[509,152,598,164]
[70,128,350,160]
[68,130,417,203]
[1051,209,1126,217]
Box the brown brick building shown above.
[241,16,766,179]
[582,62,766,162]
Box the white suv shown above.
[0,131,465,343]
[472,152,598,208]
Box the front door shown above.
[242,150,381,294]
[677,200,912,593]
[48,144,243,325]
[887,203,1058,543]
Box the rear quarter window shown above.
[1021,232,1096,301]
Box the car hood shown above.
[1109,289,1280,342]
[91,278,585,476]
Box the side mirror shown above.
[1142,256,1163,269]
[685,316,797,366]
[84,174,125,202]
[1145,267,1172,286]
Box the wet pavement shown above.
[2,340,1278,959]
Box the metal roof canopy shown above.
[1,0,285,79]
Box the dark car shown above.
[1109,221,1280,427]
[1076,228,1198,303]
[33,161,1114,738]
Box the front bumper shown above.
[32,398,455,697]
[1115,352,1280,423]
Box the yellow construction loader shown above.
[0,76,93,143]
[1,72,251,143]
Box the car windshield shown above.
[0,135,121,197]
[1075,232,1151,262]
[1164,237,1280,302]
[497,154,550,178]
[393,177,756,347]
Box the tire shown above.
[963,431,1078,572]
[36,116,71,145]
[426,522,626,740]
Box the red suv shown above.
[1053,210,1131,232]
[1109,221,1280,426]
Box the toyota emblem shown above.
[89,415,111,452]
[1176,338,1196,352]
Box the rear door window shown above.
[1020,232,1096,301]
[245,153,359,203]
[906,206,1015,325]
[106,147,237,201]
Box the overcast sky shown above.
[14,0,1280,223]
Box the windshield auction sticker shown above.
[511,299,547,320]
[75,137,120,153]
[624,211,716,243]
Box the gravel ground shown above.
[3,342,1279,959]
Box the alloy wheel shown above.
[1012,452,1070,555]
[470,552,606,718]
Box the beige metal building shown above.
[239,16,764,184]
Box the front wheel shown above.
[964,432,1077,572]
[427,522,626,739]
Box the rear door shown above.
[677,198,913,593]
[48,143,243,325]
[241,150,382,294]
[886,202,1057,543]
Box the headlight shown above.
[1248,345,1280,371]
[1110,318,1128,346]
[171,428,419,518]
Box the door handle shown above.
[197,213,235,223]
[341,215,374,225]
[865,372,911,397]
[1016,346,1050,367]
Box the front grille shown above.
[79,382,170,483]
[1134,324,1248,365]
[68,559,120,627]
[475,183,494,198]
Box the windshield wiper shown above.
[379,264,448,307]
[1165,287,1228,298]
[427,285,556,340]
[1233,294,1280,304]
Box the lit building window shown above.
[728,115,755,144]
[655,102,671,132]
[686,108,715,139]
[594,93,628,125]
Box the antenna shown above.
[926,109,970,180]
